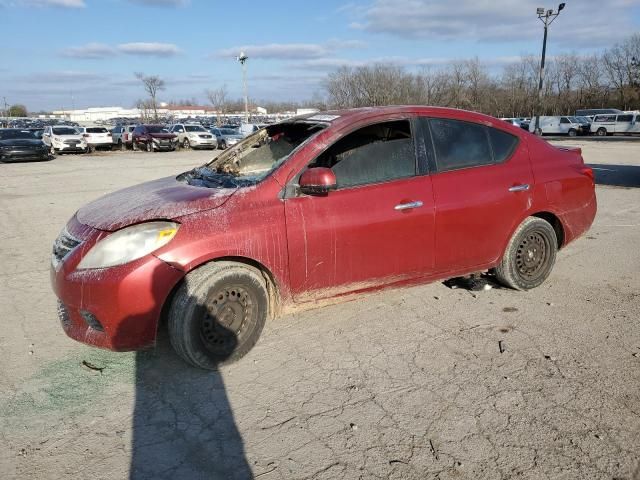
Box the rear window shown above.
[185,125,206,132]
[489,128,519,163]
[86,127,108,133]
[52,127,78,135]
[430,118,492,172]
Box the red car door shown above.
[284,118,435,301]
[419,117,534,272]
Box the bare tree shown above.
[135,72,165,121]
[205,86,229,125]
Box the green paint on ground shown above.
[1,349,136,421]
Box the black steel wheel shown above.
[494,217,558,290]
[168,262,269,369]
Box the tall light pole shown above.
[237,51,249,124]
[534,3,566,135]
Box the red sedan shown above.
[51,107,596,369]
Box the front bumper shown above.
[50,217,184,351]
[0,149,49,162]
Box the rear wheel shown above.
[168,262,269,370]
[219,140,227,150]
[568,129,577,137]
[494,217,557,291]
[596,127,607,137]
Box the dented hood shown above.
[76,176,237,231]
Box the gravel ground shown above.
[0,142,639,480]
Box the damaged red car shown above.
[51,107,596,369]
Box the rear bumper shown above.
[50,218,184,351]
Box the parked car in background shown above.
[210,126,244,149]
[529,116,583,136]
[590,113,640,136]
[77,126,113,152]
[168,124,217,149]
[0,128,49,163]
[42,125,88,154]
[51,106,596,370]
[111,125,136,150]
[132,125,178,152]
[575,108,623,120]
[238,123,262,137]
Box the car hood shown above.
[76,175,237,231]
[0,138,44,147]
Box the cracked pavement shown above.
[1,143,639,479]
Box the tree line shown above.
[323,34,640,117]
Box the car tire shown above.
[568,129,577,137]
[87,145,93,153]
[49,145,56,156]
[118,140,125,151]
[183,138,190,149]
[494,217,558,291]
[597,127,607,137]
[168,262,269,370]
[146,142,153,152]
[219,140,226,150]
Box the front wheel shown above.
[597,128,607,137]
[568,129,577,137]
[183,138,191,149]
[494,217,557,291]
[168,262,269,370]
[146,141,153,152]
[219,140,226,150]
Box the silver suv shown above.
[168,124,217,149]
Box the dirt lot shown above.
[1,142,639,479]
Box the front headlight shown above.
[77,221,179,270]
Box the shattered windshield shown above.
[203,122,326,182]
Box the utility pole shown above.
[534,3,566,135]
[237,51,249,124]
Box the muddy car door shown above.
[284,117,435,302]
[418,116,534,272]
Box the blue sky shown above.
[1,0,639,111]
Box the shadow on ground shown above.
[116,264,252,480]
[130,333,251,480]
[588,163,640,188]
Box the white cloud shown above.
[215,39,367,60]
[352,0,640,45]
[4,0,85,7]
[62,43,117,59]
[61,42,181,58]
[117,42,181,56]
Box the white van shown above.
[590,113,640,136]
[529,116,583,136]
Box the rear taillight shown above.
[580,166,594,182]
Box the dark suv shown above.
[132,124,178,152]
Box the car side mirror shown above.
[299,167,337,196]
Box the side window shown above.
[617,115,633,123]
[560,117,570,124]
[429,118,492,172]
[488,128,519,163]
[312,120,416,189]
